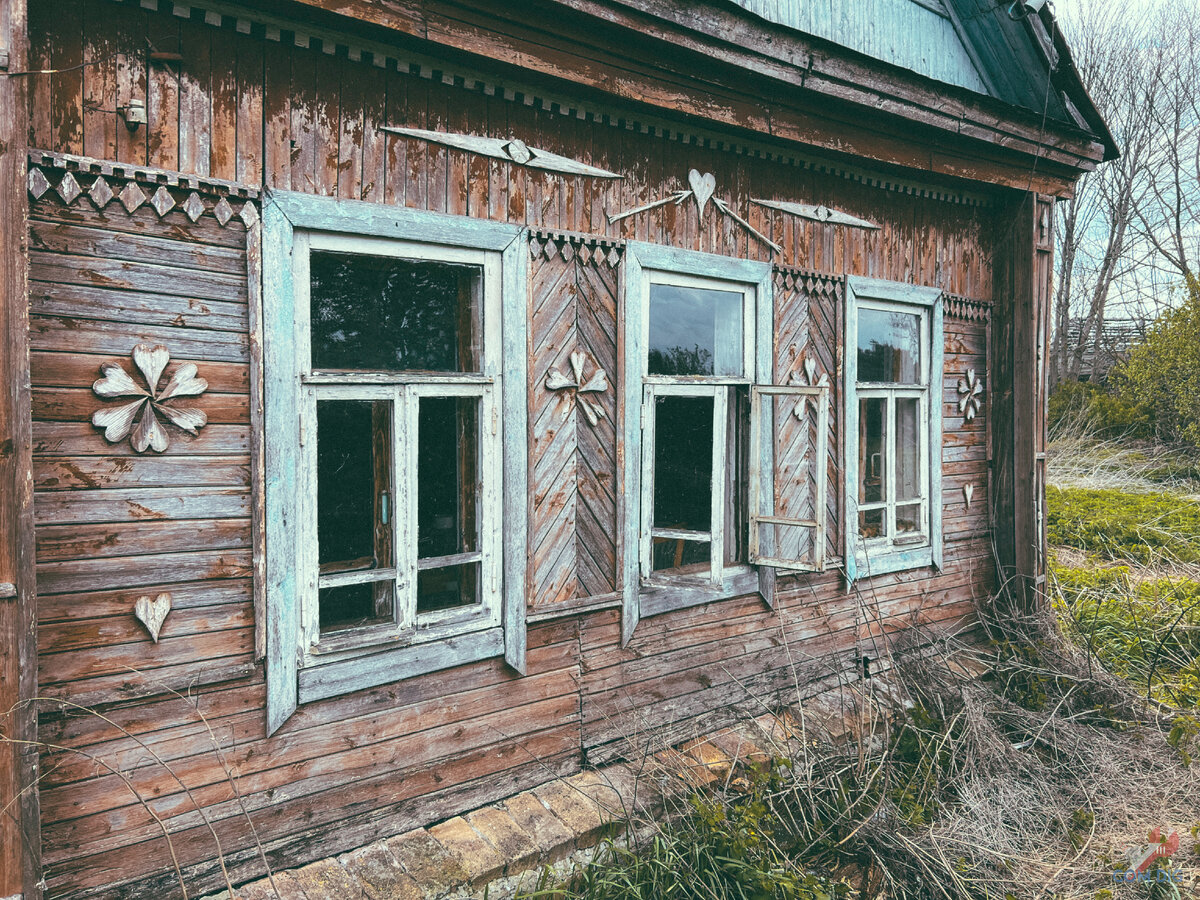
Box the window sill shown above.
[639,568,761,619]
[851,543,936,580]
[297,625,505,704]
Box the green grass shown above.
[1051,558,1200,708]
[1046,487,1200,564]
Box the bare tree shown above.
[1051,3,1166,387]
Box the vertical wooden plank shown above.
[146,14,180,171]
[383,63,407,206]
[337,53,364,201]
[178,17,211,176]
[113,3,148,166]
[0,0,43,894]
[446,81,470,218]
[82,1,117,161]
[312,44,340,197]
[359,54,387,203]
[406,75,429,211]
[425,77,449,214]
[247,218,267,660]
[25,0,50,148]
[463,88,489,218]
[289,40,318,194]
[263,36,290,190]
[210,25,238,181]
[51,0,84,155]
[235,30,264,186]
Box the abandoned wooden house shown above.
[0,0,1116,896]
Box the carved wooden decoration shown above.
[545,350,609,426]
[789,357,830,415]
[134,593,172,643]
[608,168,783,253]
[957,369,984,422]
[750,198,879,230]
[92,344,209,453]
[963,484,975,510]
[381,126,622,179]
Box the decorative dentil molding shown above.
[529,229,624,268]
[944,294,992,322]
[751,198,879,230]
[382,126,622,179]
[134,593,172,643]
[28,150,259,228]
[545,351,609,426]
[957,369,984,422]
[607,168,783,253]
[91,344,210,453]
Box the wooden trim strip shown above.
[28,148,259,198]
[91,0,1000,206]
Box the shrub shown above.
[1114,277,1200,447]
[1048,379,1152,439]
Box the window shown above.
[621,244,827,644]
[263,194,528,733]
[844,277,943,582]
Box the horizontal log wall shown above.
[25,1,999,897]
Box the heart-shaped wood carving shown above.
[134,592,172,643]
[132,343,170,394]
[963,484,975,509]
[688,169,717,221]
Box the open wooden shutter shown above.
[749,384,829,574]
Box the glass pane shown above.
[652,538,710,574]
[859,397,886,504]
[653,395,713,532]
[857,308,921,384]
[310,251,481,372]
[418,563,479,614]
[648,283,743,376]
[320,581,394,633]
[317,400,393,572]
[896,503,923,536]
[418,396,479,560]
[859,508,886,540]
[896,397,921,502]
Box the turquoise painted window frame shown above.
[620,242,775,645]
[262,191,528,734]
[843,277,944,585]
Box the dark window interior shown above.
[316,399,394,632]
[417,396,480,613]
[310,251,481,373]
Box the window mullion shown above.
[886,392,897,545]
[396,385,417,632]
[710,385,728,584]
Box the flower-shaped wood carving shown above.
[545,350,609,426]
[92,344,209,453]
[957,369,984,422]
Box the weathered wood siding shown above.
[23,2,1003,897]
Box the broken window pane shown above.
[648,283,743,376]
[652,395,713,532]
[310,251,481,373]
[316,399,394,631]
[652,538,711,574]
[417,396,480,612]
[859,508,886,540]
[857,308,921,384]
[859,397,887,505]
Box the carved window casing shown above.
[262,194,528,733]
[620,244,828,644]
[843,278,944,582]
